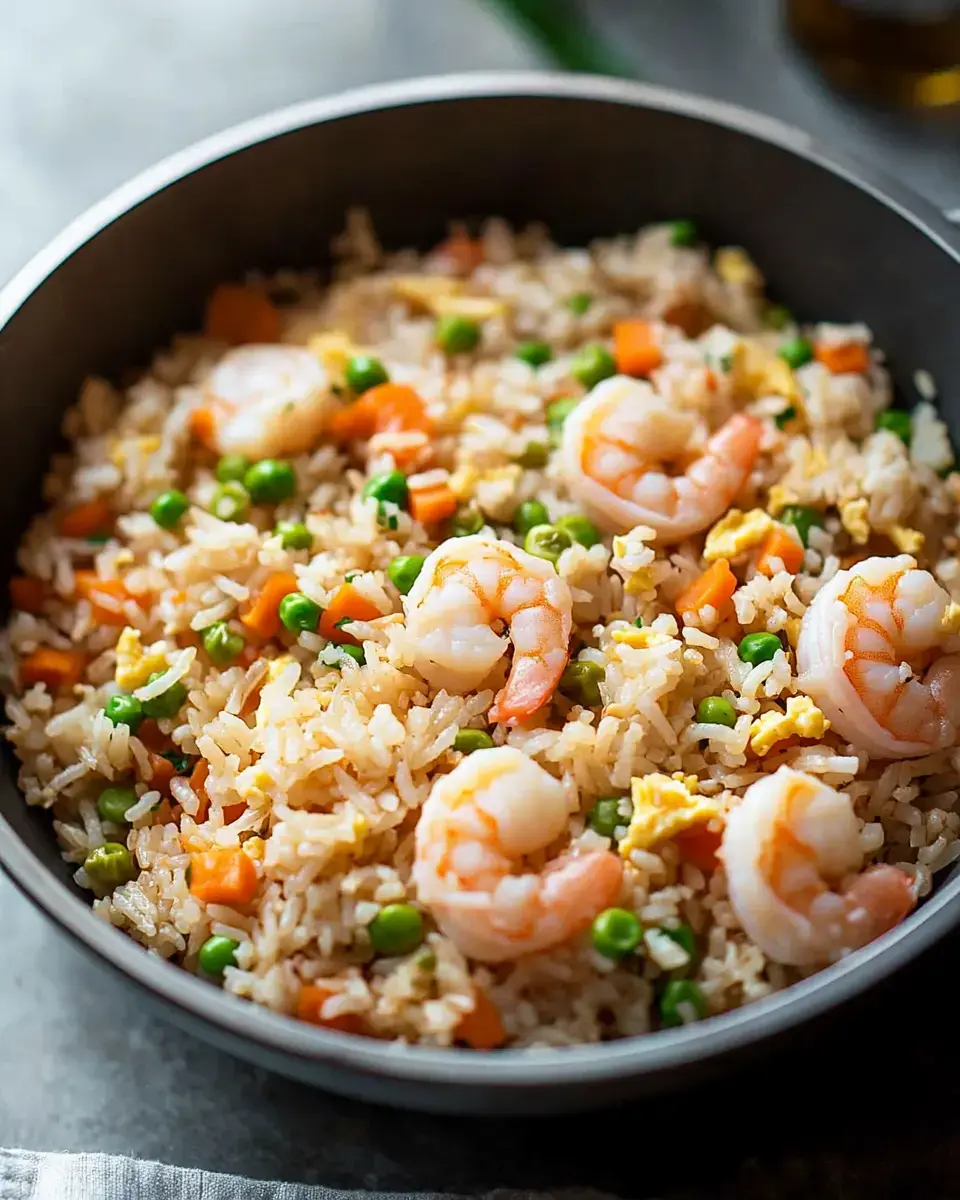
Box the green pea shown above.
[84,842,136,889]
[244,459,296,505]
[567,292,593,315]
[659,979,708,1028]
[345,354,389,394]
[695,696,737,728]
[718,352,734,374]
[363,470,408,508]
[141,672,188,720]
[453,728,495,754]
[104,694,143,731]
[774,405,797,430]
[660,923,697,963]
[591,907,642,958]
[388,555,426,596]
[546,396,579,446]
[523,524,573,565]
[202,621,245,666]
[414,949,437,972]
[160,749,194,776]
[97,785,138,825]
[150,489,189,530]
[198,934,240,976]
[763,303,793,331]
[737,632,782,666]
[450,507,485,537]
[339,644,365,666]
[778,336,814,370]
[210,481,250,523]
[435,314,480,355]
[634,616,644,628]
[587,796,630,839]
[516,442,550,469]
[278,592,322,634]
[515,341,552,368]
[215,454,250,485]
[555,513,600,548]
[513,499,550,537]
[275,520,313,551]
[368,903,424,956]
[876,409,912,445]
[668,219,698,248]
[558,658,605,707]
[779,504,824,548]
[571,344,616,389]
[86,534,110,545]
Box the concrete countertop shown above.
[2,2,959,1195]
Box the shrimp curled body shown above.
[403,535,573,725]
[413,746,623,962]
[560,376,763,541]
[723,766,915,966]
[203,344,333,459]
[797,555,960,759]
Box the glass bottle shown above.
[786,0,960,107]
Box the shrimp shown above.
[722,766,915,966]
[413,746,623,962]
[202,344,333,459]
[560,376,763,541]
[403,535,573,725]
[797,555,960,759]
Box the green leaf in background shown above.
[482,0,637,77]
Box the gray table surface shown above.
[2,3,960,1196]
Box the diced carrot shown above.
[142,752,176,796]
[10,576,47,614]
[189,406,216,447]
[318,583,381,645]
[756,525,805,577]
[455,989,506,1050]
[189,759,210,823]
[613,320,663,378]
[188,847,258,906]
[73,571,141,626]
[59,498,113,539]
[409,482,457,527]
[434,227,484,275]
[703,368,718,392]
[368,430,432,471]
[222,802,247,824]
[152,798,178,825]
[20,647,85,691]
[240,571,299,640]
[134,719,167,752]
[815,341,870,375]
[296,984,366,1034]
[204,283,280,345]
[675,559,738,620]
[328,383,431,443]
[675,825,724,873]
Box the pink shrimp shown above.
[403,535,573,725]
[413,746,623,962]
[722,766,915,966]
[560,376,763,541]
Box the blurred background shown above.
[2,0,959,286]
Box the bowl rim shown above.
[3,70,960,1090]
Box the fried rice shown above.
[4,211,960,1048]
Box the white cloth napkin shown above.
[0,1151,620,1200]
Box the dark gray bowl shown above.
[1,73,958,1116]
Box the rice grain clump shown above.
[5,214,960,1048]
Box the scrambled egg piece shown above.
[748,696,830,757]
[840,498,870,545]
[731,341,800,403]
[942,602,960,637]
[766,484,799,518]
[620,773,721,857]
[109,436,161,468]
[887,524,925,556]
[475,465,522,522]
[611,530,656,597]
[242,836,265,861]
[448,466,479,501]
[803,447,829,479]
[433,294,508,321]
[784,616,802,649]
[307,331,363,383]
[114,627,169,691]
[611,626,671,650]
[715,247,763,290]
[390,274,508,321]
[703,508,772,562]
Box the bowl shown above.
[1,72,959,1116]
